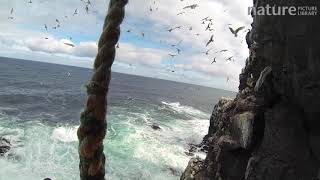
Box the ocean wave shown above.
[161,101,209,119]
[51,126,78,143]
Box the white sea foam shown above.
[161,101,209,118]
[0,101,210,180]
[51,126,78,142]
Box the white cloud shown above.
[0,0,254,91]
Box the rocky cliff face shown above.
[182,0,320,179]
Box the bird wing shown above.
[234,26,245,34]
[229,27,235,34]
[191,4,198,9]
[206,40,211,47]
[64,43,75,47]
[11,8,13,14]
[183,5,191,9]
[206,35,213,46]
[183,4,197,9]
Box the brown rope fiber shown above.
[77,0,128,179]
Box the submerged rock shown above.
[0,137,11,156]
[151,124,161,130]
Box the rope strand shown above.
[77,0,128,179]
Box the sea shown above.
[0,57,235,180]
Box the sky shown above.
[0,0,253,91]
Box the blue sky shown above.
[0,0,253,91]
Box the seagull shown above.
[168,54,177,58]
[73,9,78,16]
[203,48,212,55]
[176,48,181,54]
[64,42,75,47]
[149,6,153,12]
[195,33,200,36]
[8,8,14,19]
[189,27,193,31]
[206,35,214,47]
[171,40,182,47]
[168,26,182,32]
[28,0,32,3]
[201,16,209,21]
[205,24,211,31]
[55,19,60,24]
[211,57,216,64]
[45,37,49,40]
[126,29,131,33]
[44,24,48,31]
[229,26,245,37]
[177,12,185,15]
[214,49,228,54]
[183,4,199,10]
[141,32,145,37]
[85,5,89,14]
[226,56,233,61]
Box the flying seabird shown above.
[203,48,212,55]
[168,26,182,32]
[229,26,245,37]
[73,9,78,16]
[226,56,233,61]
[183,4,199,10]
[8,8,14,19]
[211,57,216,64]
[168,54,177,58]
[64,42,75,47]
[206,35,214,47]
[85,5,89,14]
[171,40,182,47]
[176,48,181,54]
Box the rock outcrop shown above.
[0,137,11,156]
[182,0,320,179]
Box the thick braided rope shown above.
[77,0,128,179]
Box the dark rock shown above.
[0,137,10,156]
[168,167,181,176]
[151,124,161,130]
